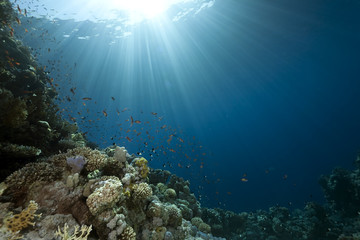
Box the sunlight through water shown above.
[14,0,215,24]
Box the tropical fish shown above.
[167,134,173,144]
[82,97,92,100]
[102,110,108,117]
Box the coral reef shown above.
[199,156,360,240]
[1,2,360,240]
[319,165,360,217]
[0,145,222,240]
[0,2,89,181]
[0,200,41,239]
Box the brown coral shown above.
[132,182,152,202]
[120,226,136,240]
[4,162,62,202]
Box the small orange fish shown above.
[15,17,21,25]
[15,62,20,66]
[17,5,21,14]
[130,116,134,126]
[167,135,173,145]
[161,125,166,129]
[241,178,248,182]
[151,112,157,115]
[126,136,132,142]
[82,97,92,100]
[178,137,184,143]
[122,108,128,112]
[25,28,28,33]
[135,120,141,124]
[169,149,176,153]
[102,110,108,117]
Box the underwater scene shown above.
[1,0,360,239]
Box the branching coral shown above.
[55,223,92,240]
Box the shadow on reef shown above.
[0,0,96,181]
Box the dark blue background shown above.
[16,0,360,212]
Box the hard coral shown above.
[4,162,62,201]
[120,226,136,240]
[55,223,92,240]
[132,182,152,202]
[134,157,149,179]
[86,177,123,216]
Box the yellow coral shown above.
[4,200,41,233]
[134,157,149,178]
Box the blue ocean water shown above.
[13,0,360,213]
